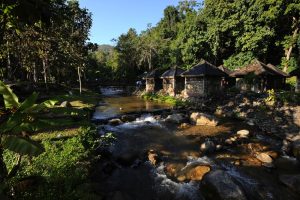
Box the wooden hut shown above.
[160,67,185,96]
[230,59,288,92]
[181,60,227,97]
[218,65,236,89]
[143,69,163,93]
[290,68,300,92]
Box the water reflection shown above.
[93,95,171,120]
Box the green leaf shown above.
[2,136,44,156]
[19,92,38,111]
[24,99,58,113]
[0,81,19,109]
[0,112,25,133]
[41,100,57,108]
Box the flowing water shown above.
[93,87,172,120]
[92,87,300,200]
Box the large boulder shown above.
[147,150,159,166]
[279,174,300,194]
[190,112,219,126]
[201,170,247,200]
[256,153,273,164]
[236,130,250,138]
[108,118,123,126]
[177,164,211,182]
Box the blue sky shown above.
[79,0,181,45]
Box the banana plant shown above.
[0,81,57,191]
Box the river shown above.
[91,87,299,200]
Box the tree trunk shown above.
[149,49,152,70]
[6,41,11,81]
[33,62,37,83]
[42,58,48,90]
[283,26,299,72]
[77,66,82,94]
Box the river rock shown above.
[60,101,71,107]
[279,174,300,193]
[190,112,219,126]
[247,119,255,126]
[200,140,216,153]
[120,114,136,122]
[165,163,185,177]
[179,123,190,129]
[237,130,250,138]
[256,152,273,164]
[165,113,185,124]
[201,170,247,200]
[108,118,123,126]
[180,165,211,181]
[148,150,159,166]
[292,140,300,161]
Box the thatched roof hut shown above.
[230,59,287,92]
[181,60,227,77]
[181,60,227,97]
[143,69,163,93]
[230,59,287,77]
[160,67,185,96]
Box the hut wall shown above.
[163,78,175,96]
[146,79,155,93]
[236,76,285,92]
[184,76,222,97]
[175,77,185,95]
[162,77,185,96]
[236,78,263,92]
[205,77,223,95]
[184,77,205,97]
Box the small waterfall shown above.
[152,163,203,200]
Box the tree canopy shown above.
[88,0,300,84]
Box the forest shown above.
[0,0,95,89]
[1,0,300,86]
[89,0,300,84]
[1,0,300,199]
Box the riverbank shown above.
[87,89,300,199]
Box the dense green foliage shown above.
[0,0,93,90]
[0,82,103,198]
[88,0,300,84]
[3,127,102,199]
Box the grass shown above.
[141,92,187,107]
[3,87,104,199]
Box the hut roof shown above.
[290,68,300,76]
[143,69,163,79]
[181,60,227,77]
[230,59,288,77]
[218,65,233,75]
[161,67,185,78]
